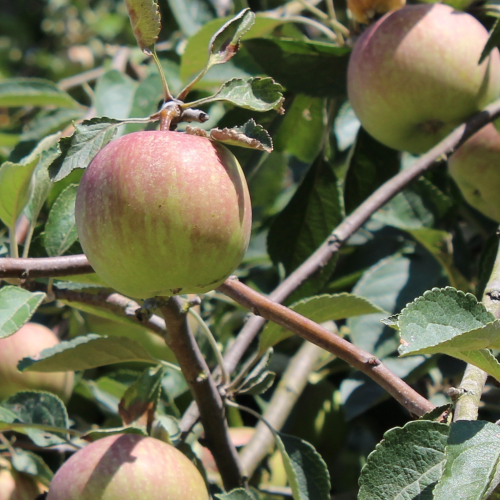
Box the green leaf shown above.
[238,348,273,391]
[0,392,69,447]
[0,78,78,108]
[343,127,400,215]
[0,158,39,228]
[215,489,259,500]
[480,19,500,64]
[82,425,147,441]
[188,119,273,152]
[94,70,138,120]
[273,95,327,164]
[259,293,386,353]
[0,287,46,339]
[275,432,331,500]
[44,184,78,256]
[11,449,53,487]
[206,9,256,69]
[267,155,343,302]
[118,365,165,430]
[18,334,158,372]
[124,0,161,51]
[48,117,123,182]
[243,38,350,97]
[358,420,449,499]
[197,77,284,113]
[167,0,215,37]
[434,421,500,499]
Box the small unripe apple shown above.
[347,4,500,153]
[448,123,500,222]
[0,466,42,500]
[47,433,209,500]
[75,131,252,299]
[0,323,74,402]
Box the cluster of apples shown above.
[348,3,500,222]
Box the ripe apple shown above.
[448,123,500,222]
[47,433,209,500]
[75,131,252,299]
[0,466,43,500]
[0,323,74,402]
[347,4,500,154]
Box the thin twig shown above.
[219,277,435,417]
[159,297,245,491]
[239,340,326,477]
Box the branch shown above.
[219,278,435,417]
[158,297,245,491]
[239,340,326,477]
[453,230,500,421]
[0,255,93,279]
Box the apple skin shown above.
[448,123,500,222]
[347,4,500,154]
[0,467,42,500]
[75,131,252,299]
[0,323,74,402]
[47,433,209,500]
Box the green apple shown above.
[47,433,209,500]
[0,323,74,402]
[347,4,500,154]
[75,131,252,299]
[448,123,500,222]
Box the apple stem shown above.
[148,47,174,102]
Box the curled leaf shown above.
[124,0,161,52]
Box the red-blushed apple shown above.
[448,123,500,222]
[0,323,74,402]
[47,433,209,500]
[347,4,500,154]
[75,131,252,299]
[0,466,43,500]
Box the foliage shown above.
[1,0,500,499]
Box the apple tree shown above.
[2,0,500,498]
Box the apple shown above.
[75,131,252,299]
[0,323,74,402]
[448,123,500,222]
[347,4,500,154]
[0,466,43,500]
[47,433,209,500]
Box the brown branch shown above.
[0,255,93,279]
[159,297,245,491]
[239,340,326,477]
[219,278,435,417]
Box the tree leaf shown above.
[275,432,331,500]
[166,0,215,37]
[480,19,500,64]
[215,488,260,500]
[124,0,161,51]
[10,449,53,487]
[0,158,39,228]
[207,9,256,69]
[18,334,158,372]
[343,127,400,215]
[118,365,165,431]
[434,420,500,499]
[259,293,386,353]
[82,425,147,441]
[358,420,449,499]
[44,184,78,256]
[187,119,273,152]
[94,70,138,120]
[48,117,123,182]
[199,77,284,113]
[0,392,69,447]
[267,154,343,302]
[0,78,78,108]
[243,38,350,97]
[0,287,46,339]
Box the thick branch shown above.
[0,255,93,278]
[219,278,435,417]
[159,297,245,491]
[239,340,325,477]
